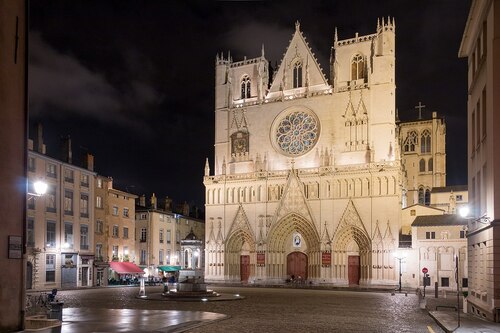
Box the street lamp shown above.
[394,250,406,293]
[459,205,490,230]
[28,179,47,199]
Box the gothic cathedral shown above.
[204,19,404,286]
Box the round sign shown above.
[422,267,428,274]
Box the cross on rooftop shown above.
[415,102,426,120]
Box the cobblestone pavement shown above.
[55,286,444,333]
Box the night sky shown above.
[28,0,471,211]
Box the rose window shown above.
[275,111,319,156]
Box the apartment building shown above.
[135,194,205,277]
[26,132,96,290]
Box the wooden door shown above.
[287,252,308,280]
[240,255,250,282]
[348,255,360,285]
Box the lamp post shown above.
[394,251,405,293]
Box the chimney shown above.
[61,135,72,164]
[82,153,94,171]
[139,194,146,207]
[151,193,157,209]
[34,122,46,154]
[182,201,189,216]
[164,196,172,212]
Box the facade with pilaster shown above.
[459,0,500,322]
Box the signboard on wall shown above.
[257,252,265,266]
[322,251,331,266]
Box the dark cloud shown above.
[29,33,162,132]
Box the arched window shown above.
[403,131,418,152]
[421,129,431,153]
[419,159,426,172]
[351,54,365,80]
[293,62,303,88]
[428,158,433,172]
[418,187,425,204]
[240,75,251,99]
[425,189,431,206]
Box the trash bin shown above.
[49,301,64,321]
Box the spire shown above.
[295,20,300,32]
[261,44,265,58]
[204,158,210,177]
[334,27,338,44]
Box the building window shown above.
[112,206,119,216]
[159,250,164,265]
[46,185,56,213]
[351,54,365,81]
[112,225,119,238]
[123,207,129,218]
[410,209,416,216]
[441,277,449,287]
[140,228,147,242]
[420,129,431,153]
[240,75,251,99]
[140,250,146,265]
[159,229,164,243]
[64,222,73,248]
[80,174,89,187]
[418,187,425,205]
[456,195,463,201]
[123,246,129,261]
[46,254,56,282]
[176,230,180,244]
[97,178,103,188]
[28,157,36,172]
[80,224,89,250]
[64,190,73,215]
[419,159,426,172]
[96,243,103,261]
[96,196,103,208]
[403,131,418,152]
[112,246,119,260]
[460,230,466,239]
[64,169,74,183]
[428,158,433,172]
[167,250,171,264]
[462,278,468,288]
[425,231,436,239]
[46,163,57,178]
[96,220,103,234]
[27,218,35,247]
[46,220,56,247]
[140,213,147,220]
[166,230,171,244]
[123,227,129,239]
[293,61,303,88]
[80,194,89,218]
[425,189,430,206]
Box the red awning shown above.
[109,261,144,274]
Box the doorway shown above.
[240,255,250,282]
[348,255,360,285]
[287,252,308,280]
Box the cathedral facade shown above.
[204,19,402,285]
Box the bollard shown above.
[49,301,64,321]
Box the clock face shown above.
[272,108,319,157]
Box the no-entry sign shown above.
[422,267,428,274]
